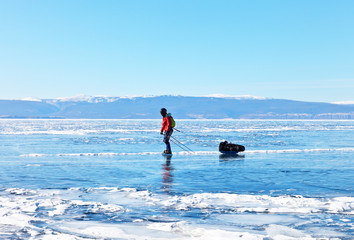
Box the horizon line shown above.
[1,94,354,105]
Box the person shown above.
[160,108,173,154]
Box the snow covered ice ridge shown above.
[0,187,353,239]
[121,188,354,215]
[20,147,354,158]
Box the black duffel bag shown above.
[219,141,245,152]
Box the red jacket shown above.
[161,116,172,132]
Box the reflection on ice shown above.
[162,156,174,194]
[219,153,245,160]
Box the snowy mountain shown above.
[0,95,354,119]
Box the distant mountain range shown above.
[0,95,353,119]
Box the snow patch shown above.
[20,97,42,102]
[332,101,354,105]
[204,94,267,100]
[50,94,158,103]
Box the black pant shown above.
[163,129,173,152]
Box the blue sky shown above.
[1,0,353,102]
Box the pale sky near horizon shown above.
[1,0,353,102]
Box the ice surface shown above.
[1,187,353,239]
[1,119,354,239]
[266,224,312,239]
[20,147,354,158]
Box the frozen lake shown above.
[0,119,353,239]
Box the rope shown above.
[170,138,190,152]
[170,136,194,152]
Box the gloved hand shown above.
[160,131,163,135]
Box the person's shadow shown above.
[161,156,174,194]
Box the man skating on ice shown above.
[160,108,173,154]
